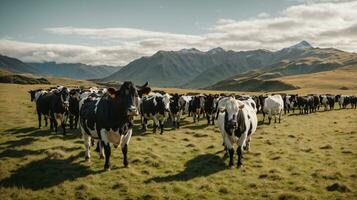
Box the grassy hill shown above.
[208,49,357,93]
[0,83,356,199]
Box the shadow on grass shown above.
[0,149,42,158]
[0,137,36,148]
[2,127,38,135]
[0,153,94,190]
[145,153,225,183]
[184,123,209,130]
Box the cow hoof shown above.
[85,156,90,162]
[237,163,243,168]
[104,165,111,171]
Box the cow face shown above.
[115,81,151,116]
[224,111,237,136]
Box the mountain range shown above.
[102,41,356,90]
[0,55,120,80]
[1,40,356,92]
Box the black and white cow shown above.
[204,94,217,125]
[189,95,205,123]
[169,93,182,129]
[217,96,258,168]
[80,81,151,170]
[284,95,298,114]
[36,87,69,134]
[141,93,171,134]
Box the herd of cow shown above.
[28,82,357,170]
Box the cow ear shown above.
[137,81,149,89]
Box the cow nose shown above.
[127,106,138,116]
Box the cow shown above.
[297,96,310,114]
[204,94,216,125]
[68,89,80,129]
[169,93,182,129]
[179,95,192,115]
[350,96,357,109]
[336,95,351,109]
[189,95,204,123]
[284,95,298,114]
[263,95,284,124]
[36,87,69,134]
[216,96,258,168]
[141,93,170,134]
[29,89,49,127]
[79,81,151,170]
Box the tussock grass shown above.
[0,83,356,199]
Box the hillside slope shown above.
[208,48,357,92]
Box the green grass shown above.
[0,83,356,200]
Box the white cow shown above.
[263,95,284,124]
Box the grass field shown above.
[0,83,356,200]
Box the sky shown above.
[0,0,356,66]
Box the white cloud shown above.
[257,12,270,18]
[1,1,356,66]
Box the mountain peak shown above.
[207,47,225,54]
[178,48,202,54]
[288,40,312,50]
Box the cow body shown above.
[169,94,182,129]
[80,82,150,170]
[217,97,258,167]
[36,88,69,134]
[141,93,170,134]
[263,95,284,124]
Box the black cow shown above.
[80,81,150,170]
[297,96,309,114]
[36,87,69,134]
[68,89,80,129]
[350,96,357,109]
[169,93,182,129]
[204,94,216,125]
[141,94,170,134]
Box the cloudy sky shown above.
[0,0,356,66]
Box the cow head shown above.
[115,81,151,116]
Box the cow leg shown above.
[237,146,243,168]
[100,129,111,170]
[262,112,265,123]
[153,116,159,134]
[206,113,210,124]
[74,115,79,129]
[45,116,48,127]
[228,148,234,167]
[193,113,196,123]
[121,129,132,167]
[159,120,164,135]
[69,114,73,129]
[83,134,91,161]
[237,131,247,168]
[50,112,57,133]
[142,117,147,132]
[37,110,42,128]
[279,111,282,123]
